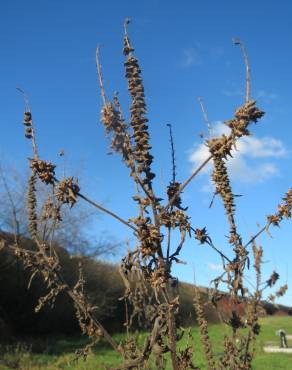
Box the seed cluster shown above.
[212,157,236,236]
[194,227,210,244]
[23,111,33,139]
[41,197,62,223]
[207,100,264,158]
[27,173,38,239]
[56,177,80,208]
[123,31,155,187]
[177,340,197,370]
[30,159,56,184]
[266,271,279,287]
[130,216,162,258]
[193,290,216,370]
[267,188,292,227]
[101,102,132,160]
[166,182,186,211]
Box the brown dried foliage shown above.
[1,22,290,370]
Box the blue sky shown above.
[1,0,292,304]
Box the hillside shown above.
[0,232,291,343]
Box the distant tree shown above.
[0,162,119,257]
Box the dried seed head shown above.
[56,177,80,207]
[177,344,197,370]
[207,101,264,160]
[167,182,186,211]
[135,220,162,257]
[228,310,244,330]
[25,127,33,139]
[193,289,216,370]
[132,194,151,214]
[23,111,32,126]
[101,101,132,161]
[275,284,288,298]
[266,189,292,232]
[27,173,38,239]
[252,244,263,275]
[35,282,67,313]
[194,227,210,244]
[225,100,265,138]
[150,264,168,289]
[30,159,56,184]
[266,271,279,287]
[211,157,236,237]
[267,214,281,227]
[41,197,62,223]
[207,135,233,159]
[123,27,154,186]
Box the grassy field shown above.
[1,316,292,369]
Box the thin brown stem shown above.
[168,310,179,370]
[5,243,36,255]
[66,288,121,354]
[77,192,137,232]
[169,231,186,261]
[197,97,213,137]
[233,38,251,103]
[95,46,107,106]
[51,176,137,232]
[243,243,262,365]
[136,174,155,202]
[167,123,176,184]
[17,87,39,159]
[207,240,232,263]
[166,226,171,260]
[244,225,266,249]
[166,154,212,209]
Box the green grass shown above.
[1,316,292,369]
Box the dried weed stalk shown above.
[1,22,290,370]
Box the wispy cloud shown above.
[210,45,224,59]
[207,263,223,272]
[256,90,278,103]
[181,48,202,68]
[189,122,287,185]
[221,88,278,104]
[221,88,243,98]
[180,44,224,68]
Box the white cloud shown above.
[207,263,223,272]
[236,136,286,158]
[181,48,201,68]
[189,122,287,185]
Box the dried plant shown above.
[1,21,291,370]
